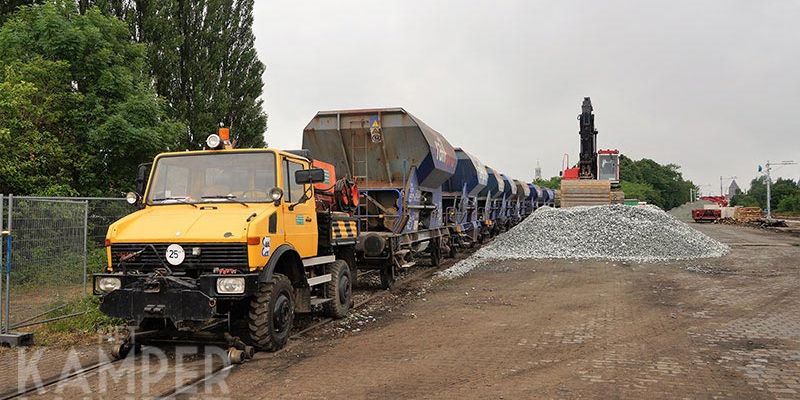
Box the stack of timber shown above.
[734,207,762,222]
[560,180,612,208]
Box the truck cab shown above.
[93,130,358,356]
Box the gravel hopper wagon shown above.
[302,108,458,288]
[478,166,507,236]
[500,173,518,229]
[514,179,532,219]
[442,148,489,249]
[526,183,540,213]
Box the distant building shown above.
[534,161,542,181]
[727,180,741,198]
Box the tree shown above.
[620,181,662,205]
[0,2,183,196]
[534,176,561,190]
[77,0,267,148]
[777,193,800,213]
[0,0,42,24]
[731,177,799,213]
[618,155,695,210]
[730,193,761,208]
[770,178,798,210]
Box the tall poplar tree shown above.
[80,0,268,148]
[0,0,42,24]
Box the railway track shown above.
[1,248,472,400]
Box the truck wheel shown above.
[337,249,358,288]
[380,264,396,289]
[323,260,352,318]
[247,274,293,352]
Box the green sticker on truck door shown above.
[295,214,304,225]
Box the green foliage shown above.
[777,193,800,213]
[0,2,183,195]
[534,176,561,190]
[619,155,695,210]
[0,0,42,24]
[80,0,267,148]
[729,193,760,207]
[620,180,662,205]
[731,176,800,213]
[33,295,123,344]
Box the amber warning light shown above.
[218,127,230,141]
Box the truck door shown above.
[282,157,318,257]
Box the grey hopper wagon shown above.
[303,108,458,288]
[500,173,518,231]
[442,148,489,248]
[478,166,506,236]
[514,180,532,219]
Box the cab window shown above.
[283,159,306,203]
[147,151,276,204]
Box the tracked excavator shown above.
[560,97,624,207]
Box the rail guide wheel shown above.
[111,342,141,360]
[430,240,442,267]
[380,263,396,289]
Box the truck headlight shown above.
[216,277,245,294]
[206,133,221,149]
[96,277,121,293]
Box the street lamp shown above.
[759,160,797,220]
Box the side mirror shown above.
[136,163,152,197]
[295,168,326,184]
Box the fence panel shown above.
[85,198,136,275]
[1,196,134,330]
[7,197,87,328]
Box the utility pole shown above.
[762,160,797,219]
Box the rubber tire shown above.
[380,264,396,289]
[323,260,352,319]
[448,240,458,258]
[246,274,293,352]
[337,248,358,288]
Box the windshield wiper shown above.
[201,195,249,207]
[151,197,198,208]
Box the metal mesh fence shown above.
[7,197,87,328]
[0,196,134,331]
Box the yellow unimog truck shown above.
[93,129,358,361]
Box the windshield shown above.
[146,152,277,204]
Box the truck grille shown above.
[110,243,248,270]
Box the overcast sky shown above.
[252,0,800,196]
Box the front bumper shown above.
[94,273,259,325]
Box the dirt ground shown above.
[3,223,800,399]
[212,224,800,399]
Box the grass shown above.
[30,295,124,346]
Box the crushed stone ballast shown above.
[440,204,729,279]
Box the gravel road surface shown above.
[4,223,799,399]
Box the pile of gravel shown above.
[440,204,729,279]
[668,199,713,222]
